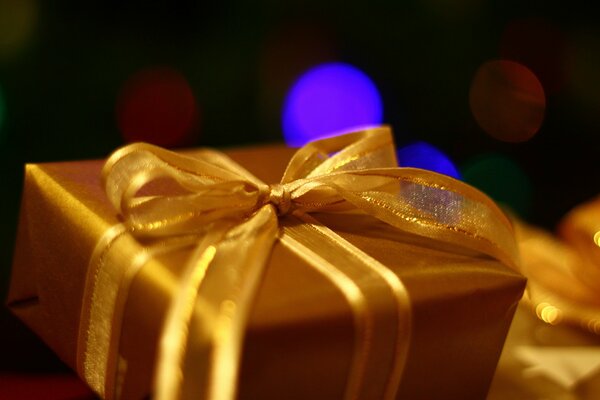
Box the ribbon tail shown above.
[313,171,519,271]
[154,205,279,400]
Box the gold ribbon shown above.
[515,200,600,334]
[77,126,519,399]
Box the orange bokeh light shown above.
[469,60,545,143]
[500,17,567,94]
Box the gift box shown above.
[7,127,525,399]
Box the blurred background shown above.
[1,0,599,397]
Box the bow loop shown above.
[281,126,398,183]
[103,143,271,237]
[101,126,518,269]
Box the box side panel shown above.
[313,212,526,399]
[8,164,107,370]
[7,167,38,306]
[397,277,523,399]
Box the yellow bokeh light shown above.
[0,0,38,60]
[586,319,600,334]
[593,231,600,247]
[535,302,563,325]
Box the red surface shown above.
[0,373,96,400]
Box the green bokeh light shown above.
[461,154,533,217]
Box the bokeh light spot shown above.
[461,153,532,217]
[536,302,563,325]
[282,62,383,147]
[594,231,600,247]
[587,319,600,335]
[469,60,545,143]
[0,0,38,60]
[259,22,337,138]
[117,67,199,147]
[500,18,567,94]
[397,141,460,179]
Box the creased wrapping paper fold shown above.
[9,126,525,400]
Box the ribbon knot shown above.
[260,183,293,216]
[94,126,519,400]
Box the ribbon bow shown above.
[80,126,518,400]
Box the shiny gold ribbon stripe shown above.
[79,225,210,399]
[78,126,519,400]
[281,213,411,400]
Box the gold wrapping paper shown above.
[8,128,525,399]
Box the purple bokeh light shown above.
[282,62,383,147]
[397,141,460,179]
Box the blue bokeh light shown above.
[397,141,460,179]
[282,62,383,147]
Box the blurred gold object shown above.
[488,303,600,400]
[515,196,600,334]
